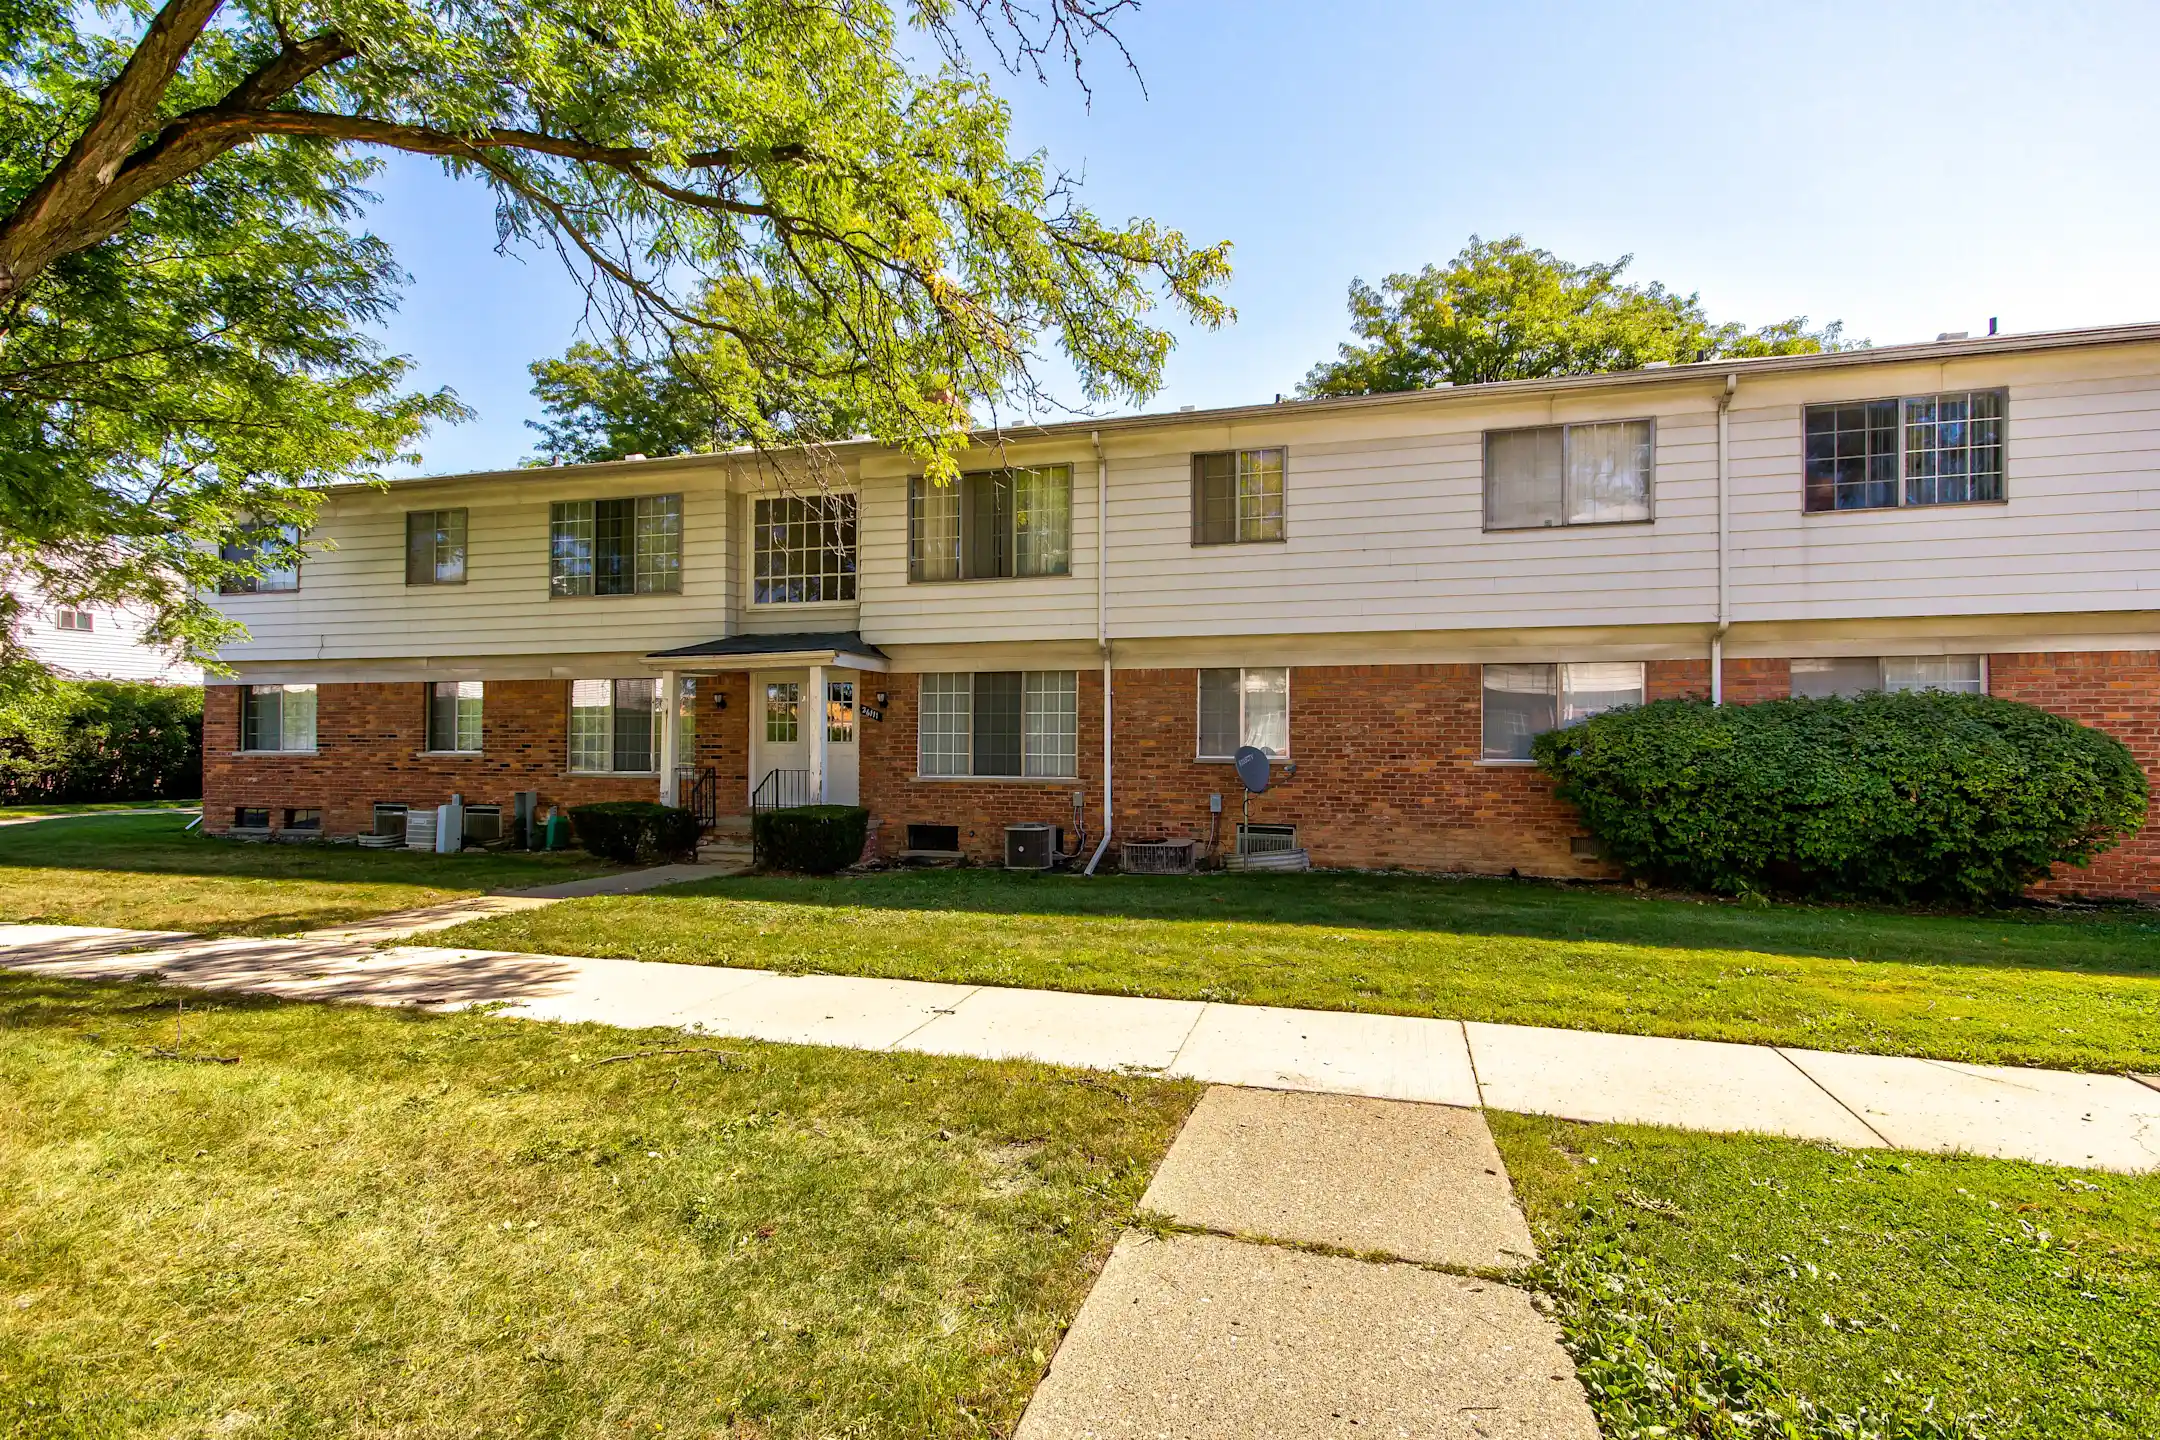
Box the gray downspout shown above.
[1713,372,1736,704]
[1086,429,1114,874]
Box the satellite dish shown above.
[1233,745,1272,794]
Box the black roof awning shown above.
[644,631,888,671]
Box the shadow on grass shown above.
[640,867,2160,982]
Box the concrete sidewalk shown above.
[2,922,2155,1173]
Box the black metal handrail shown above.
[675,765,718,831]
[749,768,812,864]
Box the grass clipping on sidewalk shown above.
[0,973,1197,1437]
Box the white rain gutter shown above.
[1712,372,1736,704]
[1086,429,1114,875]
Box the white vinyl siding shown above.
[918,671,1077,778]
[569,678,661,773]
[1480,662,1643,761]
[1197,668,1289,758]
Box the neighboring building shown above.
[203,324,2160,896]
[7,582,200,684]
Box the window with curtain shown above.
[752,494,857,602]
[240,684,316,751]
[549,496,682,596]
[426,680,483,751]
[1485,421,1654,529]
[568,678,661,772]
[219,523,302,593]
[1197,668,1290,758]
[1191,449,1287,544]
[1790,655,1985,699]
[1804,391,2006,512]
[917,671,1078,777]
[908,467,1072,580]
[405,509,468,585]
[1480,662,1643,760]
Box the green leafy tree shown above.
[1302,234,1850,397]
[0,0,1231,680]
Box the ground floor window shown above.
[241,684,316,752]
[233,806,270,829]
[284,808,320,831]
[919,671,1078,778]
[569,678,661,773]
[1197,667,1289,759]
[1790,655,1985,700]
[426,680,483,752]
[1481,662,1644,761]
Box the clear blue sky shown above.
[367,0,2160,476]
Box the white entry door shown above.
[824,674,860,805]
[753,671,807,804]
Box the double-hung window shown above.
[1197,668,1289,759]
[918,671,1078,778]
[1480,663,1643,761]
[240,683,316,752]
[219,523,302,594]
[426,680,483,752]
[550,496,682,596]
[1485,421,1654,529]
[406,509,468,585]
[1803,391,2005,512]
[909,467,1072,581]
[1191,449,1286,544]
[1790,655,1985,699]
[568,678,661,773]
[753,494,857,602]
[55,608,92,632]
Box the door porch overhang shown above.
[643,631,889,673]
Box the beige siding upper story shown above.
[213,333,2160,670]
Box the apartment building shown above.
[6,580,200,684]
[202,324,2160,895]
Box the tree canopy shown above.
[0,0,1230,680]
[1301,235,1851,397]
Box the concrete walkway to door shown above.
[2,921,2155,1173]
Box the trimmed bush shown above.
[0,680,202,804]
[1533,691,2147,906]
[567,801,703,864]
[753,804,869,874]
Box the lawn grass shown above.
[0,811,614,936]
[0,799,199,819]
[433,868,2160,1072]
[1491,1112,2160,1438]
[0,971,1196,1438]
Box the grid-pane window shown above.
[1804,392,2006,512]
[219,524,301,594]
[1013,467,1073,576]
[1792,656,1985,698]
[1480,662,1643,760]
[1023,671,1077,778]
[56,608,93,632]
[765,682,800,743]
[1192,449,1287,544]
[909,469,1074,580]
[241,683,316,752]
[909,478,962,582]
[427,680,483,752]
[406,509,468,585]
[826,680,855,743]
[753,495,857,603]
[550,496,683,596]
[568,678,661,773]
[1197,668,1290,758]
[919,674,971,776]
[1486,422,1653,529]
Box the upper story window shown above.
[909,467,1071,581]
[1803,390,2005,512]
[1485,420,1654,530]
[568,678,661,773]
[1790,655,1985,699]
[219,523,301,594]
[753,494,857,603]
[241,683,316,752]
[406,509,468,585]
[1191,449,1286,545]
[55,608,93,632]
[918,671,1077,778]
[1480,662,1643,761]
[1197,667,1289,759]
[550,496,682,597]
[426,680,483,752]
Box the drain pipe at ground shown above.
[1712,372,1736,704]
[1086,429,1114,875]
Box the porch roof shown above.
[644,630,889,672]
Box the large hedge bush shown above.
[568,801,703,864]
[1533,691,2147,905]
[752,805,869,874]
[0,680,202,804]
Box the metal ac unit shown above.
[1004,822,1056,870]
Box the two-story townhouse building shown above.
[202,323,2160,895]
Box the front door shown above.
[753,671,807,805]
[824,674,860,805]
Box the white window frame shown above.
[567,678,662,774]
[751,493,858,605]
[1478,662,1644,763]
[1790,655,1988,699]
[219,523,302,594]
[55,608,93,632]
[907,468,1073,582]
[239,683,317,753]
[1195,667,1291,761]
[1483,420,1656,531]
[916,671,1079,779]
[1191,448,1288,545]
[549,496,683,597]
[1802,390,2007,514]
[405,508,469,586]
[425,680,484,753]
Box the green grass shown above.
[0,971,1196,1438]
[0,799,199,818]
[0,812,614,936]
[1492,1112,2160,1438]
[432,868,2160,1072]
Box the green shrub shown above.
[0,680,202,804]
[753,805,869,874]
[567,801,703,864]
[1532,691,2147,906]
